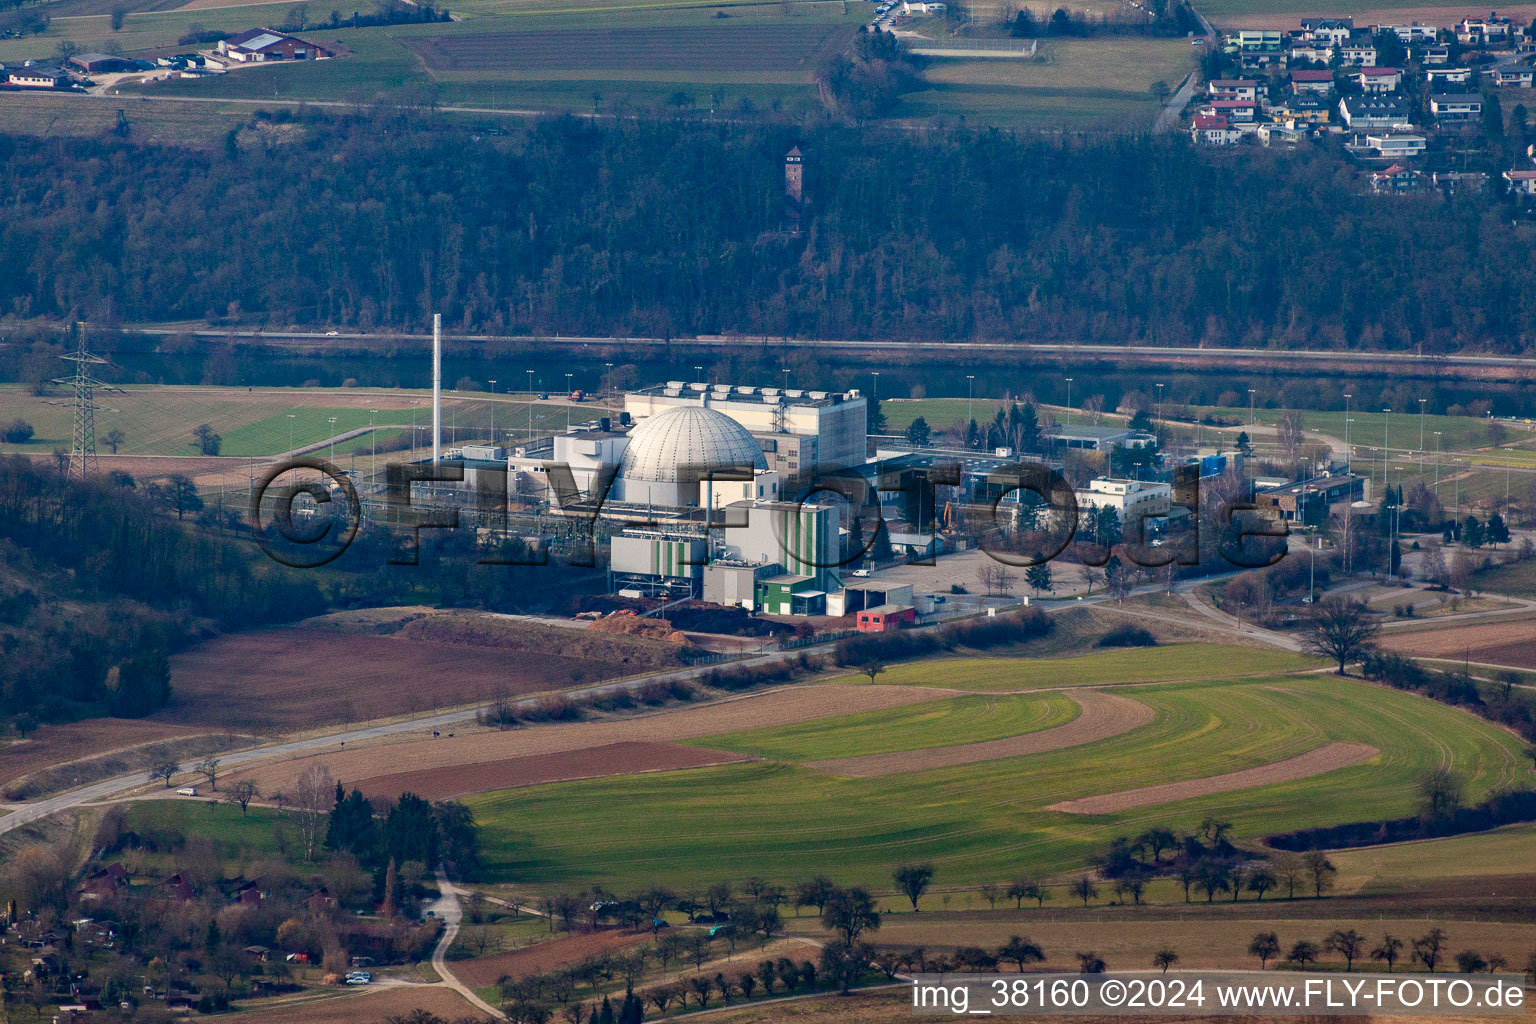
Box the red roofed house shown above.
[1504,169,1536,195]
[1370,164,1424,193]
[1355,66,1403,92]
[78,863,129,902]
[1291,69,1335,95]
[1191,114,1243,145]
[159,873,195,902]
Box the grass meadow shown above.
[685,692,1080,760]
[827,644,1324,690]
[0,384,571,458]
[466,672,1530,892]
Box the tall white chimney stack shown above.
[432,313,442,464]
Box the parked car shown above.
[345,972,372,986]
[176,786,198,797]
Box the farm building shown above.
[856,603,915,632]
[68,53,134,74]
[218,28,335,61]
[8,64,68,88]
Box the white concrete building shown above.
[1072,477,1173,526]
[625,381,867,474]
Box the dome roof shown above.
[620,406,767,484]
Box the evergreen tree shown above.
[905,416,931,446]
[1025,561,1053,595]
[382,858,399,918]
[1463,515,1486,549]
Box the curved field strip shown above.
[230,683,956,796]
[683,692,1080,762]
[829,643,1323,691]
[1045,741,1380,814]
[346,741,752,801]
[466,675,1530,890]
[800,691,1150,778]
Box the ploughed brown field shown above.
[233,984,474,1023]
[453,928,651,989]
[160,612,687,731]
[352,741,750,800]
[0,719,203,787]
[1380,620,1536,670]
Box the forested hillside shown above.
[2,116,1534,350]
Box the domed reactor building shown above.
[616,406,768,508]
[499,381,867,607]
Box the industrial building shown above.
[624,381,867,475]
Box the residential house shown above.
[1457,14,1511,46]
[1258,121,1310,145]
[1339,95,1413,127]
[1289,42,1334,62]
[305,887,336,915]
[1207,98,1258,121]
[1430,92,1483,122]
[159,873,195,902]
[1356,66,1403,91]
[1364,133,1428,157]
[1375,22,1438,42]
[1273,94,1332,122]
[1338,39,1379,64]
[217,28,335,61]
[1208,78,1260,101]
[1504,168,1536,194]
[7,63,67,87]
[1420,45,1452,64]
[1433,170,1488,193]
[1300,17,1353,44]
[77,863,129,902]
[1426,67,1473,87]
[1234,28,1284,51]
[230,878,265,905]
[1291,68,1335,94]
[1491,65,1534,87]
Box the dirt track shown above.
[350,741,751,800]
[801,690,1154,779]
[1045,741,1379,815]
[231,684,956,797]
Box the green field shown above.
[1474,558,1536,598]
[686,691,1080,761]
[0,385,573,458]
[899,38,1193,131]
[831,643,1324,690]
[467,672,1530,891]
[124,800,288,862]
[1332,821,1536,894]
[1196,406,1515,457]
